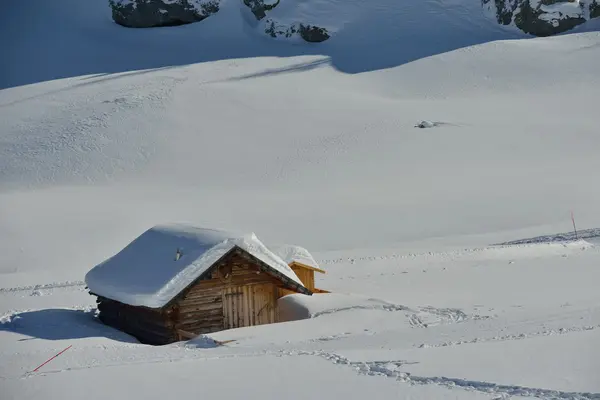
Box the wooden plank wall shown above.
[292,267,315,290]
[175,283,223,335]
[223,283,277,329]
[277,267,314,299]
[176,253,282,334]
[96,297,177,345]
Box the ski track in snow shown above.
[23,346,600,399]
[13,323,599,398]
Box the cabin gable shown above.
[172,251,286,337]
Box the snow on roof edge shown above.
[268,243,322,270]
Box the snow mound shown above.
[84,224,305,308]
[278,293,408,322]
[183,334,220,348]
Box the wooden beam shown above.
[177,329,198,340]
[289,261,326,274]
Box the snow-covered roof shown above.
[269,244,324,272]
[84,224,307,308]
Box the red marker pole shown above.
[571,211,578,240]
[32,345,72,373]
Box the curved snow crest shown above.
[85,223,304,308]
[278,293,410,322]
[268,243,321,269]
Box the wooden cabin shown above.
[85,225,312,345]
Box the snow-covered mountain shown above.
[485,0,600,36]
[110,0,600,39]
[1,0,599,399]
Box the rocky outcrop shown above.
[299,25,331,42]
[243,0,280,20]
[483,0,599,36]
[242,0,330,42]
[264,19,297,38]
[591,0,600,18]
[263,20,330,42]
[109,0,220,28]
[108,0,331,43]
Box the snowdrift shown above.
[277,293,408,322]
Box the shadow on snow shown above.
[0,308,139,343]
[0,0,533,90]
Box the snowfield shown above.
[2,239,600,399]
[1,0,599,399]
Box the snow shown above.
[268,243,321,269]
[3,240,599,399]
[84,224,305,308]
[536,0,586,26]
[1,0,600,398]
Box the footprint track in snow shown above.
[416,323,600,349]
[0,281,85,296]
[290,351,600,400]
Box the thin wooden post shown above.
[571,211,578,240]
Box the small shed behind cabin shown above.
[269,244,329,298]
[85,224,312,345]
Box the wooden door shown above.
[222,283,276,330]
[222,286,244,330]
[252,283,276,326]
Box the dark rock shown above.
[264,20,330,43]
[243,0,280,20]
[264,19,297,38]
[514,0,585,36]
[484,0,599,36]
[299,24,330,43]
[109,0,220,28]
[591,1,600,18]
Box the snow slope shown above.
[1,0,526,90]
[2,240,599,399]
[1,0,600,398]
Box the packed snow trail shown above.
[0,282,85,294]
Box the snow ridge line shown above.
[288,351,600,400]
[0,281,85,293]
[495,228,600,246]
[316,239,594,265]
[416,324,600,348]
